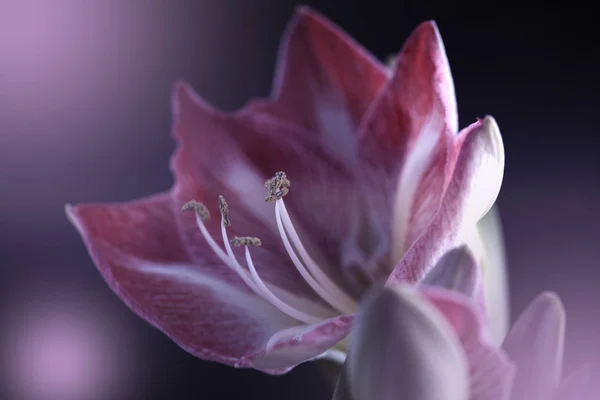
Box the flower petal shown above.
[248,6,387,159]
[66,193,297,369]
[473,205,510,345]
[556,364,592,400]
[388,115,505,284]
[422,287,515,400]
[501,292,566,400]
[357,21,458,263]
[420,245,482,300]
[340,285,470,400]
[248,315,353,372]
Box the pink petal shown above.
[388,116,504,284]
[358,21,458,263]
[247,6,387,150]
[422,287,515,400]
[420,245,482,301]
[556,364,592,400]
[65,193,297,370]
[501,292,566,400]
[247,315,354,372]
[341,285,470,400]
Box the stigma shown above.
[182,172,358,325]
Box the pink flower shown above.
[66,6,504,373]
[335,247,591,400]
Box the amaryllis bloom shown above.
[334,247,591,400]
[66,6,505,373]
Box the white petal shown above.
[340,285,469,400]
[473,204,510,345]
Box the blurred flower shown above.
[334,247,591,400]
[66,6,504,373]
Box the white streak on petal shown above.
[391,115,444,264]
[224,163,277,233]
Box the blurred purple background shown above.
[1,0,598,399]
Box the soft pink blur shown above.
[1,283,138,400]
[0,0,255,246]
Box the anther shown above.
[231,236,262,247]
[182,200,210,222]
[218,195,230,227]
[265,171,290,202]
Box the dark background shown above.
[1,1,598,399]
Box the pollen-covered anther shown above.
[218,195,230,227]
[265,171,291,202]
[181,200,210,222]
[231,236,262,247]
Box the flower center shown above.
[182,172,359,325]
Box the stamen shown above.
[214,196,263,294]
[219,196,327,324]
[274,200,357,315]
[218,195,230,227]
[182,199,263,296]
[231,236,262,247]
[182,200,210,221]
[262,172,358,315]
[183,196,335,324]
[264,171,290,202]
[244,246,323,324]
[218,194,334,323]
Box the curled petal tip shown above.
[487,116,504,173]
[482,114,500,132]
[466,114,505,218]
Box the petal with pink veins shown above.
[388,115,504,284]
[358,21,458,266]
[65,193,301,371]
